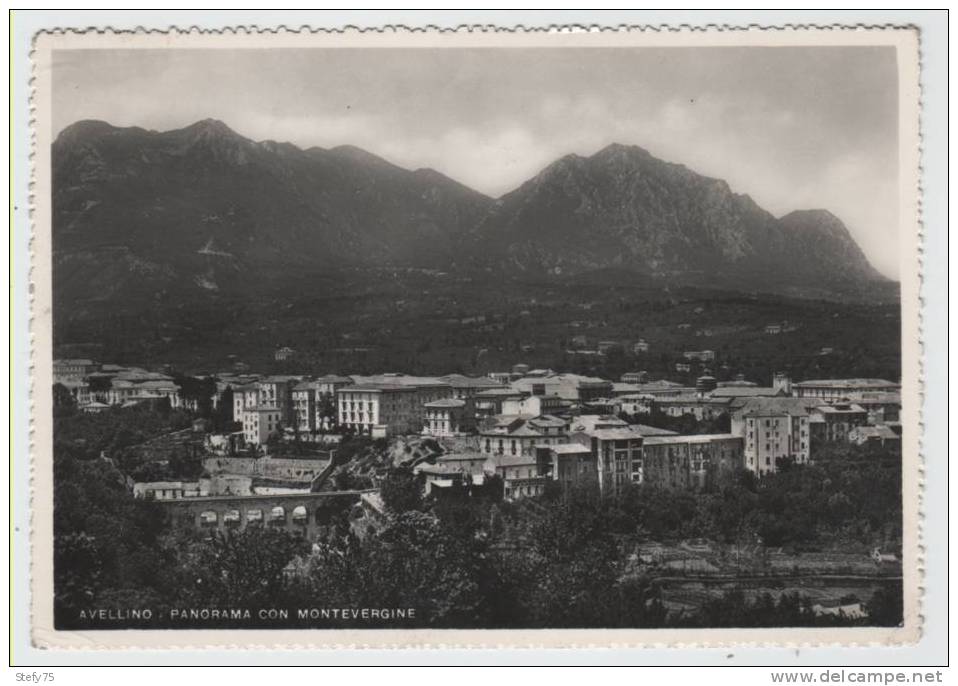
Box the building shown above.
[257,376,301,424]
[792,378,900,400]
[765,323,783,335]
[232,383,261,422]
[242,406,283,446]
[478,415,568,458]
[732,398,812,475]
[59,378,92,406]
[809,402,868,444]
[536,443,597,490]
[422,398,475,437]
[511,373,613,403]
[473,387,525,416]
[675,362,692,373]
[853,392,902,424]
[105,378,182,408]
[500,393,571,417]
[337,383,421,436]
[133,481,206,500]
[53,358,100,383]
[772,372,792,395]
[655,395,731,420]
[569,426,645,494]
[435,452,488,475]
[620,371,648,384]
[440,374,503,399]
[484,453,548,500]
[274,346,296,362]
[291,381,319,433]
[848,424,901,447]
[811,600,867,620]
[641,434,744,490]
[632,340,650,354]
[683,350,715,362]
[618,394,654,415]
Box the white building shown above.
[732,398,812,475]
[242,406,283,446]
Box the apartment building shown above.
[732,398,812,475]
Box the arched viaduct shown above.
[158,490,371,540]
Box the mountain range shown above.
[52,118,891,320]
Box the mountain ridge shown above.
[51,118,891,319]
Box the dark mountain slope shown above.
[471,143,884,293]
[52,119,494,305]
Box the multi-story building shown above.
[569,426,645,494]
[105,378,183,407]
[53,358,100,383]
[423,398,475,437]
[473,387,525,416]
[232,383,260,422]
[59,378,92,406]
[536,443,597,491]
[337,383,421,436]
[655,395,732,420]
[792,378,900,400]
[809,402,868,444]
[732,398,812,475]
[500,393,571,417]
[618,394,654,415]
[440,374,504,400]
[683,350,715,362]
[620,371,648,384]
[848,425,901,447]
[242,406,283,446]
[291,381,319,433]
[641,434,744,490]
[853,392,902,424]
[511,373,613,403]
[484,453,549,500]
[478,415,569,458]
[257,375,300,424]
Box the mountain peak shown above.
[592,142,652,160]
[180,118,241,140]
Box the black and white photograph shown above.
[28,26,922,648]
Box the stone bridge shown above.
[158,490,371,540]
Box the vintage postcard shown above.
[30,25,922,649]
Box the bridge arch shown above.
[269,505,287,525]
[291,505,308,525]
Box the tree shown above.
[52,383,77,414]
[174,527,309,612]
[380,466,424,514]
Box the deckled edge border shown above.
[24,22,925,652]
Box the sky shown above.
[52,46,900,278]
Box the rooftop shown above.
[547,443,593,455]
[643,433,740,446]
[739,397,815,417]
[440,374,503,388]
[424,398,467,408]
[709,386,783,398]
[794,378,899,388]
[588,428,644,441]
